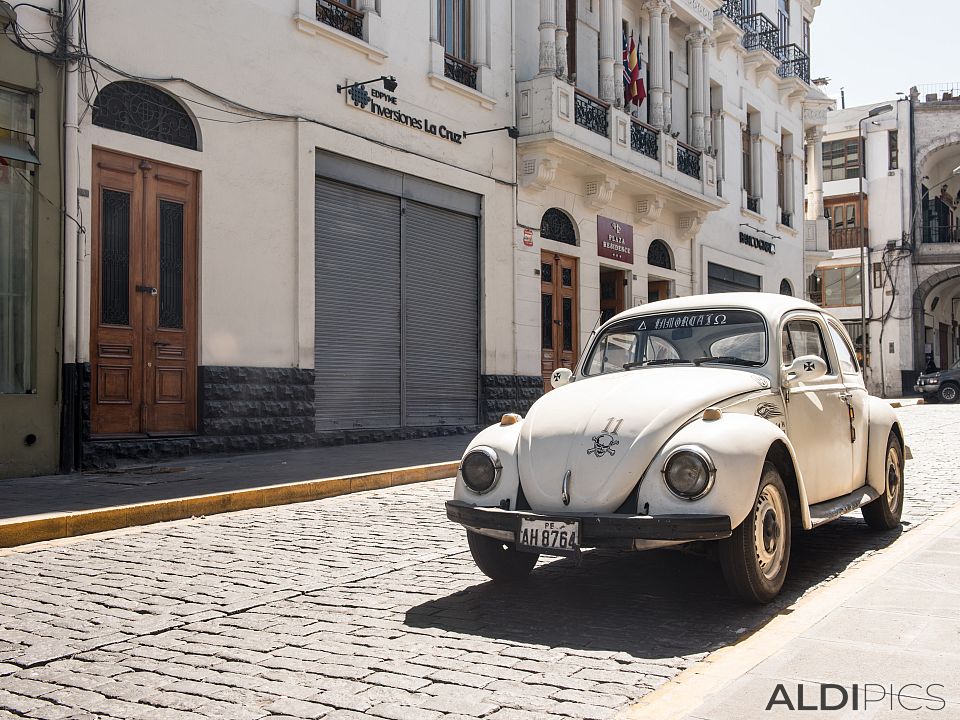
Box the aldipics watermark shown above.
[766,683,947,712]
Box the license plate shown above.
[518,518,580,555]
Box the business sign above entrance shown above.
[739,231,776,255]
[597,216,634,263]
[344,82,464,145]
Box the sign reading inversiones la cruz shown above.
[597,216,634,263]
[344,83,464,145]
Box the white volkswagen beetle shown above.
[446,293,905,603]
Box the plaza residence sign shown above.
[344,83,463,145]
[597,216,634,263]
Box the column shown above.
[613,0,624,107]
[429,0,438,41]
[471,0,488,66]
[751,132,763,204]
[687,28,706,150]
[360,0,375,11]
[703,37,714,150]
[598,0,616,102]
[661,6,673,131]
[555,0,568,80]
[644,1,665,128]
[805,127,824,220]
[539,0,557,76]
[784,153,795,221]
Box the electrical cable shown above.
[12,166,84,231]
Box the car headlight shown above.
[460,447,501,494]
[662,446,716,500]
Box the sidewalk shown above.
[622,500,960,720]
[0,435,467,546]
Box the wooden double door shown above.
[90,149,198,436]
[541,251,579,391]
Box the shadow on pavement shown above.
[404,515,903,659]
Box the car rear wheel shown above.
[467,531,539,582]
[719,462,791,604]
[861,433,904,531]
[939,382,959,404]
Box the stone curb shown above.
[0,461,459,549]
[617,497,960,720]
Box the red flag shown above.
[628,34,646,109]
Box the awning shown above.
[0,137,40,165]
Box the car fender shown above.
[636,413,812,530]
[452,421,522,508]
[865,398,903,496]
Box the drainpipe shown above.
[61,0,80,469]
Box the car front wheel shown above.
[939,382,959,404]
[719,462,791,604]
[861,433,904,531]
[467,531,539,582]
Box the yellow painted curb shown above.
[0,460,458,549]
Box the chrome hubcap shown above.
[754,484,786,581]
[944,386,957,401]
[886,446,902,512]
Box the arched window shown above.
[647,239,672,269]
[780,278,793,296]
[539,208,578,245]
[93,82,198,151]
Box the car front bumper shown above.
[445,500,732,549]
[914,383,939,394]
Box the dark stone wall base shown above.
[480,375,543,425]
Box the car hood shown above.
[518,367,767,513]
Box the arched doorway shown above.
[913,267,960,377]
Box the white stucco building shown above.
[805,85,960,398]
[11,0,831,471]
[514,0,829,390]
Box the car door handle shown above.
[837,391,852,401]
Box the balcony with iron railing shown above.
[315,0,363,39]
[776,44,810,84]
[922,224,960,243]
[829,227,868,250]
[574,89,610,138]
[515,75,722,213]
[630,118,659,160]
[741,13,779,55]
[444,54,478,90]
[677,141,702,179]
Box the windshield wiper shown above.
[623,358,691,369]
[693,356,764,367]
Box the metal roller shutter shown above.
[314,177,401,430]
[707,262,762,294]
[403,200,479,426]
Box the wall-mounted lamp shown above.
[336,75,398,94]
[462,125,519,139]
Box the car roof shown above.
[607,292,824,326]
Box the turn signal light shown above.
[500,413,522,426]
[703,407,722,421]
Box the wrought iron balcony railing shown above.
[630,118,659,160]
[829,227,868,250]
[922,223,960,243]
[316,0,363,39]
[746,195,760,214]
[741,13,779,55]
[575,89,610,138]
[714,0,746,28]
[444,54,478,89]
[781,210,793,228]
[776,44,810,84]
[677,141,701,179]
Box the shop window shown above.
[647,239,672,269]
[540,208,578,246]
[813,265,861,308]
[93,82,198,151]
[0,86,37,393]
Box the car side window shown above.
[781,319,832,374]
[828,323,859,375]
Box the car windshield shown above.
[582,309,768,376]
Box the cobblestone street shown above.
[1,404,958,720]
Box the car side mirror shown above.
[550,368,573,388]
[781,355,828,387]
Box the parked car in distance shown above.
[446,293,906,603]
[914,359,960,403]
